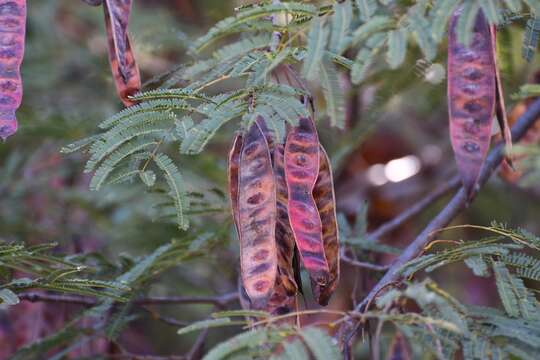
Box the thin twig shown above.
[365,175,461,243]
[341,97,540,356]
[18,292,239,308]
[341,251,389,271]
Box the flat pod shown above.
[228,133,243,236]
[311,145,339,306]
[0,0,26,140]
[448,9,496,196]
[274,144,299,296]
[103,0,141,106]
[284,117,329,286]
[238,121,277,308]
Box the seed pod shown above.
[228,133,243,235]
[284,117,330,287]
[274,144,299,296]
[386,332,412,360]
[238,119,277,308]
[311,145,339,306]
[103,0,141,106]
[0,0,26,140]
[490,25,513,167]
[448,9,496,196]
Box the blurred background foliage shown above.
[1,0,540,358]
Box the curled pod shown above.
[311,145,339,306]
[228,133,243,235]
[274,144,299,296]
[284,117,330,287]
[238,119,277,308]
[0,0,26,140]
[448,9,497,196]
[103,0,141,106]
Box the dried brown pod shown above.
[0,0,26,140]
[311,145,339,305]
[237,119,278,308]
[103,0,141,106]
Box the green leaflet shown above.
[330,0,352,54]
[351,32,386,84]
[355,0,378,22]
[203,329,268,360]
[492,260,540,320]
[177,318,247,336]
[320,54,345,128]
[430,0,461,42]
[350,15,393,46]
[191,3,317,53]
[153,153,189,230]
[386,28,407,69]
[300,328,341,360]
[456,1,481,46]
[302,16,329,81]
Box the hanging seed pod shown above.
[103,0,141,106]
[284,117,330,287]
[490,25,513,166]
[0,0,26,140]
[274,144,299,296]
[448,9,497,196]
[238,119,277,308]
[228,133,243,235]
[386,332,412,360]
[311,145,339,306]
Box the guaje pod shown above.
[81,0,103,5]
[103,0,141,106]
[238,120,277,308]
[284,117,330,287]
[312,145,339,305]
[448,9,496,196]
[0,0,26,140]
[274,144,299,296]
[228,133,243,235]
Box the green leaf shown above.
[139,170,156,187]
[330,0,353,54]
[355,0,378,22]
[177,318,247,336]
[464,256,490,277]
[430,0,460,42]
[212,309,270,318]
[320,54,345,128]
[0,288,19,305]
[303,16,329,81]
[275,339,309,360]
[386,28,407,69]
[203,329,268,360]
[153,153,189,230]
[522,18,540,62]
[480,0,502,25]
[351,32,386,84]
[456,1,481,47]
[350,16,393,46]
[300,327,340,360]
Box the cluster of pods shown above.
[228,112,339,314]
[0,0,140,140]
[448,7,513,195]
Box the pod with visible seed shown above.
[274,143,299,296]
[103,0,141,106]
[0,0,26,140]
[311,145,339,306]
[284,117,330,287]
[448,9,497,196]
[238,119,277,308]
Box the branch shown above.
[341,250,389,271]
[365,175,461,243]
[340,97,540,354]
[18,292,239,308]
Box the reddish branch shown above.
[341,97,540,356]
